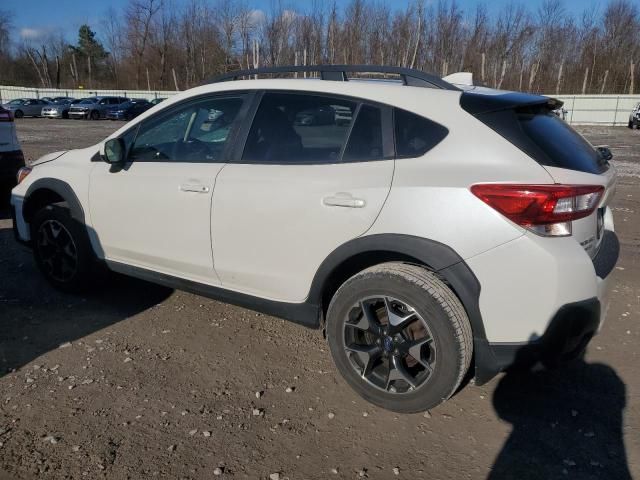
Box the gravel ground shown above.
[0,119,638,479]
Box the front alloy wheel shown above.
[31,204,99,292]
[36,219,78,283]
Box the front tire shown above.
[14,109,24,118]
[31,204,97,293]
[326,263,473,413]
[90,110,100,120]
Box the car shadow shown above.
[0,222,173,378]
[489,358,630,480]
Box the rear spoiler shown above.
[461,91,563,116]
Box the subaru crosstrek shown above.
[10,66,619,413]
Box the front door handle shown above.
[179,184,210,193]
[323,193,366,208]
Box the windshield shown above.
[8,99,24,105]
[79,98,98,104]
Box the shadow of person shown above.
[489,359,630,480]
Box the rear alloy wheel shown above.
[326,262,473,413]
[31,204,98,292]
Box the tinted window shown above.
[518,111,606,174]
[394,108,449,158]
[243,93,356,163]
[343,105,384,162]
[130,96,244,163]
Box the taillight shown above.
[0,109,13,122]
[470,184,604,237]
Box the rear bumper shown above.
[475,229,619,382]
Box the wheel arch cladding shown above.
[309,234,501,384]
[23,178,85,224]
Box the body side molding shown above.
[106,261,321,328]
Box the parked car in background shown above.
[68,96,129,120]
[628,103,640,129]
[150,98,166,105]
[2,98,50,118]
[552,107,568,120]
[40,97,54,103]
[41,98,78,119]
[106,99,152,121]
[0,106,25,192]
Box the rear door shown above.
[211,91,394,302]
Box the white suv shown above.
[10,66,619,412]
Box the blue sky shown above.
[2,0,598,44]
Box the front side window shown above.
[242,92,356,163]
[129,96,244,163]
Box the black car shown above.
[628,103,640,129]
[106,99,152,121]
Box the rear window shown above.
[517,111,607,174]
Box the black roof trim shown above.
[205,65,460,91]
[461,91,563,115]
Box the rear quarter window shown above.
[394,108,449,158]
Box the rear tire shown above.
[326,262,473,413]
[31,204,98,293]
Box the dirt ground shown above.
[0,119,638,480]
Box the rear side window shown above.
[343,105,384,162]
[242,92,356,163]
[517,111,606,174]
[394,108,449,158]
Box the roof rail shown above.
[205,65,460,91]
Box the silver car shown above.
[2,98,51,118]
[41,97,78,119]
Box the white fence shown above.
[1,84,638,126]
[554,94,640,126]
[0,85,178,103]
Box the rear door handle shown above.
[179,184,210,193]
[323,193,366,208]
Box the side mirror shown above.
[596,145,613,161]
[104,138,126,164]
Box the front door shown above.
[89,93,248,285]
